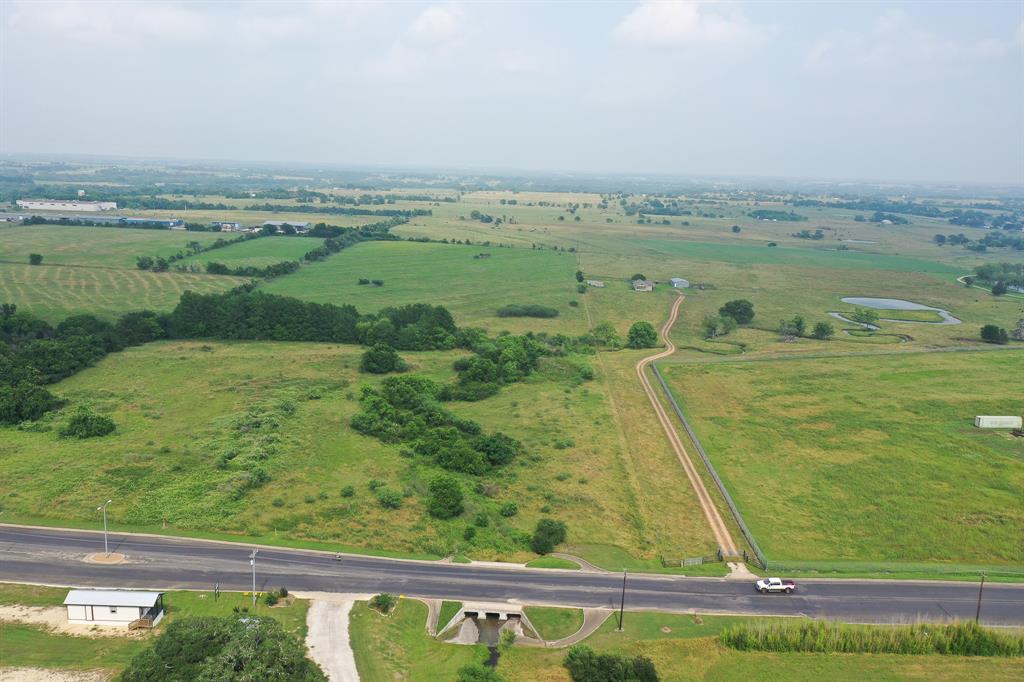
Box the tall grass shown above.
[720,621,1024,656]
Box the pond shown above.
[837,297,961,325]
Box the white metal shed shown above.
[63,589,165,627]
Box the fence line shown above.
[651,363,769,569]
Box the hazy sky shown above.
[2,1,1022,184]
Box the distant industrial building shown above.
[16,199,117,212]
[212,221,244,231]
[632,279,654,292]
[263,220,310,234]
[121,217,185,229]
[669,278,690,288]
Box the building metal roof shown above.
[64,590,162,608]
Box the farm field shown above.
[0,262,243,321]
[0,339,716,563]
[350,600,1024,681]
[0,224,227,268]
[181,235,323,269]
[661,349,1024,567]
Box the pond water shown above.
[838,297,961,325]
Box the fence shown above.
[651,363,769,570]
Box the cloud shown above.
[8,0,210,44]
[612,0,761,48]
[407,4,463,46]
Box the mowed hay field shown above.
[0,224,228,268]
[0,340,715,562]
[181,236,323,268]
[262,240,592,335]
[662,350,1024,566]
[0,263,243,321]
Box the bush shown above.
[376,488,403,509]
[626,321,658,349]
[531,518,567,554]
[499,502,519,517]
[263,592,279,606]
[0,383,63,425]
[427,476,464,519]
[59,409,115,439]
[981,324,1009,344]
[810,322,834,340]
[360,343,407,374]
[563,645,659,682]
[719,299,755,324]
[28,253,44,265]
[463,526,476,541]
[340,485,355,498]
[458,663,505,682]
[272,497,285,507]
[278,586,288,598]
[576,284,587,294]
[720,620,1024,656]
[369,593,397,614]
[496,304,560,318]
[473,512,490,527]
[630,273,646,281]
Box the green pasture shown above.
[0,262,243,321]
[181,236,323,269]
[0,224,226,269]
[662,350,1024,565]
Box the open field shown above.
[349,599,1024,681]
[0,582,309,675]
[180,235,323,268]
[0,339,717,563]
[0,224,227,268]
[0,262,244,321]
[661,349,1024,566]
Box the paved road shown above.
[2,526,1022,626]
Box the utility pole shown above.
[975,573,986,624]
[250,549,258,608]
[96,499,112,556]
[617,569,627,631]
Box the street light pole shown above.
[96,499,112,556]
[975,573,986,624]
[250,549,258,608]
[617,569,627,631]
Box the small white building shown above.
[16,199,117,212]
[632,279,654,292]
[64,589,165,628]
[669,277,690,288]
[974,416,1023,429]
[586,280,605,288]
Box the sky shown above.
[1,0,1022,185]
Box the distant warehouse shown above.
[16,199,117,212]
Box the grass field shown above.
[349,600,1024,681]
[0,262,243,321]
[662,349,1024,566]
[181,236,323,269]
[524,606,584,640]
[0,224,227,269]
[0,339,717,563]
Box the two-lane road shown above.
[2,525,1022,625]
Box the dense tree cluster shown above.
[563,645,659,682]
[749,209,806,222]
[443,333,548,401]
[974,263,1023,288]
[350,376,523,476]
[205,259,301,279]
[792,229,825,240]
[121,615,325,682]
[136,235,258,272]
[495,304,560,318]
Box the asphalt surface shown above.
[2,525,1022,626]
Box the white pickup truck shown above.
[755,577,797,594]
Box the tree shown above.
[626,321,658,349]
[702,314,736,339]
[563,645,659,682]
[719,300,754,324]
[360,343,406,374]
[575,270,584,282]
[28,253,43,265]
[121,615,326,682]
[731,225,741,233]
[980,324,1009,344]
[531,518,567,554]
[992,281,1008,296]
[933,234,947,246]
[591,321,622,349]
[59,409,115,438]
[1014,319,1024,342]
[630,273,646,282]
[850,307,879,327]
[458,664,505,682]
[790,315,806,337]
[810,322,834,340]
[426,475,464,519]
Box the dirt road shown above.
[306,600,359,681]
[635,294,738,555]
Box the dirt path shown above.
[305,600,359,682]
[635,294,738,555]
[544,609,612,648]
[0,605,143,638]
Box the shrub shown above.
[531,518,567,554]
[340,485,355,498]
[981,324,1009,344]
[499,502,519,517]
[376,488,403,509]
[369,593,397,614]
[59,409,115,439]
[272,497,285,508]
[630,273,646,281]
[427,476,464,519]
[263,592,279,606]
[576,284,587,294]
[474,512,490,528]
[0,383,63,425]
[563,645,659,682]
[626,321,658,348]
[496,304,560,318]
[277,586,288,598]
[28,253,43,265]
[358,278,370,285]
[457,663,505,682]
[810,322,834,340]
[360,343,407,374]
[463,526,476,541]
[719,299,755,324]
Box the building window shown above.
[110,606,117,613]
